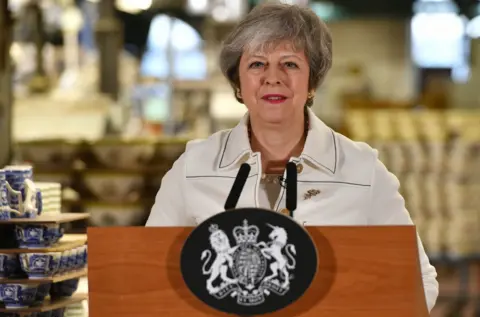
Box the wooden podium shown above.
[87,226,429,317]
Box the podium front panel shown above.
[87,226,426,317]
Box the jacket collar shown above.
[217,108,337,174]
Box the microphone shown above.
[285,162,298,217]
[224,163,251,210]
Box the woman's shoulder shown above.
[184,129,231,156]
[329,131,381,183]
[334,131,376,161]
[309,112,377,171]
[182,129,233,174]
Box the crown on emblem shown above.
[233,220,259,244]
[209,224,219,233]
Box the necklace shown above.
[261,173,282,184]
[248,109,309,184]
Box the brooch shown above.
[303,189,321,200]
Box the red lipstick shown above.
[262,94,287,104]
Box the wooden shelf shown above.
[0,213,89,224]
[0,234,87,253]
[0,293,87,313]
[0,268,87,284]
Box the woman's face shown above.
[238,41,310,125]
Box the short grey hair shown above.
[219,2,333,106]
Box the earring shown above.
[305,92,315,108]
[236,88,242,99]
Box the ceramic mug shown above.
[0,170,23,220]
[4,165,41,218]
[0,169,8,207]
[4,165,33,199]
[6,179,41,218]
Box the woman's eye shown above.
[285,62,298,68]
[249,61,264,68]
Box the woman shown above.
[146,3,438,312]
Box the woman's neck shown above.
[249,113,307,174]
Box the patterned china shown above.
[19,252,62,279]
[0,283,38,308]
[15,224,63,248]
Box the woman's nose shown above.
[264,67,283,85]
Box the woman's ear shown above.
[236,87,242,99]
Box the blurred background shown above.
[0,0,480,316]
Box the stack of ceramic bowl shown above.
[35,182,62,214]
[0,220,87,314]
[0,226,87,314]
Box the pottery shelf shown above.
[0,214,89,316]
[0,212,90,224]
[0,268,87,284]
[0,293,88,314]
[0,234,87,254]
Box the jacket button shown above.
[296,163,304,174]
[280,208,290,216]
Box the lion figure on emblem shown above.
[201,225,239,294]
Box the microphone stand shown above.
[285,162,298,216]
[224,163,251,210]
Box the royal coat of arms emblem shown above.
[180,207,317,315]
[200,219,297,306]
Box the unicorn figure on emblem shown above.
[260,224,297,288]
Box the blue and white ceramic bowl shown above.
[15,224,63,248]
[0,253,19,278]
[50,278,79,299]
[19,252,61,279]
[67,248,78,271]
[42,224,63,245]
[0,283,37,308]
[84,245,88,265]
[74,245,87,270]
[15,225,47,248]
[57,250,71,275]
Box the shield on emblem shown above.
[232,243,266,287]
[180,208,318,316]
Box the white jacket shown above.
[146,108,439,312]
